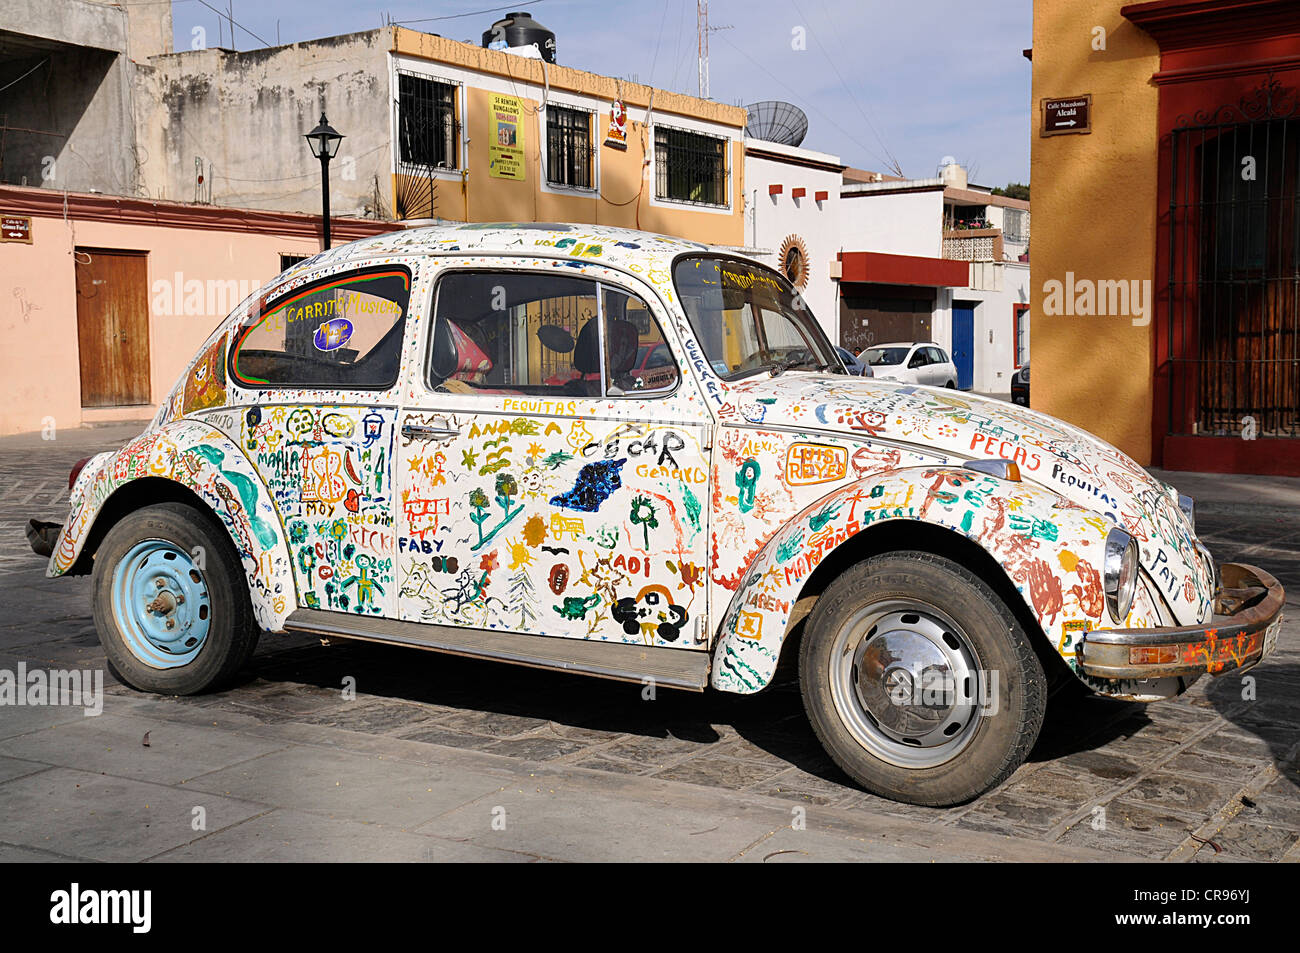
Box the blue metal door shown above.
[952,305,974,390]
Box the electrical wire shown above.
[396,0,545,27]
[0,58,48,95]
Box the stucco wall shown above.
[1031,0,1160,462]
[744,147,844,339]
[839,189,945,258]
[138,31,394,216]
[0,0,139,196]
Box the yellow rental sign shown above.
[489,94,525,180]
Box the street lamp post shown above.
[303,113,344,249]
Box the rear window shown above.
[864,347,909,366]
[228,267,411,389]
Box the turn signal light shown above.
[1129,645,1179,665]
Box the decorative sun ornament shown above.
[778,234,810,289]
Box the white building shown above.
[744,139,1030,394]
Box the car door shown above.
[906,345,929,383]
[396,258,712,649]
[226,261,415,618]
[932,347,954,386]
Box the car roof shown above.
[869,342,937,349]
[282,222,720,281]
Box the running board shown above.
[283,609,711,692]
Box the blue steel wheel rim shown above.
[110,539,212,669]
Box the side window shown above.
[908,347,927,368]
[229,267,410,389]
[928,347,948,365]
[429,271,677,396]
[602,285,678,393]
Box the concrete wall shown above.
[138,31,394,215]
[1031,0,1160,463]
[0,0,140,195]
[963,261,1032,393]
[744,144,844,339]
[839,189,945,258]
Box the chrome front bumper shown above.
[1080,563,1284,680]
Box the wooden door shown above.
[74,249,150,407]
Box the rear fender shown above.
[711,466,1121,694]
[50,420,295,631]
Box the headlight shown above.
[1178,493,1195,532]
[1104,527,1139,623]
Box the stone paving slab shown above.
[151,809,541,863]
[0,710,289,787]
[0,766,268,862]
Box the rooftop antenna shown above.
[696,1,732,99]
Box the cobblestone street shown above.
[2,423,1297,862]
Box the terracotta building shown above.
[1031,0,1300,474]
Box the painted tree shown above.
[469,488,490,546]
[629,495,659,551]
[506,570,538,629]
[495,472,519,519]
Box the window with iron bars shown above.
[655,125,728,207]
[397,72,458,169]
[546,105,594,190]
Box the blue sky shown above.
[172,0,1033,186]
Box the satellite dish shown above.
[744,101,808,147]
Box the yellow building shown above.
[1030,0,1300,474]
[390,28,746,246]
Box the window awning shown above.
[836,251,969,287]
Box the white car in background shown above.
[861,342,959,388]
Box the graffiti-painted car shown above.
[30,223,1284,806]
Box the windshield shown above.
[864,347,911,366]
[673,256,840,379]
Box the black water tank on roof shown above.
[482,12,556,63]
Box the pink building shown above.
[0,186,396,435]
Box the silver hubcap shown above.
[829,599,984,769]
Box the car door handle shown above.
[401,423,459,440]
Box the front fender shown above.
[711,465,1138,694]
[50,420,296,631]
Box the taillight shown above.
[69,456,92,490]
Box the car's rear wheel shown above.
[799,552,1045,805]
[92,502,259,695]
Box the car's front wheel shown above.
[800,552,1045,805]
[92,502,259,695]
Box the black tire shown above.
[945,380,957,388]
[92,502,259,695]
[799,552,1045,806]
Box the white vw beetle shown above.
[29,223,1284,806]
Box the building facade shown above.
[0,186,393,435]
[1031,0,1300,474]
[133,27,747,245]
[748,147,1031,393]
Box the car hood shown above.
[717,373,1212,624]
